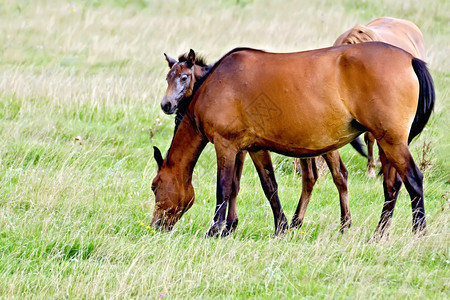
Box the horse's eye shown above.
[151,185,157,192]
[180,75,188,82]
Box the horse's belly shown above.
[252,125,361,157]
[203,93,362,156]
[247,99,360,155]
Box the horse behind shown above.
[151,42,434,238]
[334,17,426,59]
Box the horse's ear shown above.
[164,53,177,68]
[153,146,164,169]
[187,49,195,68]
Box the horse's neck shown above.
[167,115,207,179]
[174,96,191,132]
[169,63,212,170]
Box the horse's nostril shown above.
[162,102,172,113]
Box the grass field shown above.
[0,0,448,298]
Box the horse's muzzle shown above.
[161,98,178,115]
[161,102,172,114]
[150,216,176,232]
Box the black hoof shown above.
[412,220,427,237]
[368,228,390,243]
[274,218,289,236]
[205,222,225,238]
[221,219,238,237]
[339,217,352,234]
[412,227,427,238]
[290,217,303,229]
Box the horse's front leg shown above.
[322,151,351,232]
[205,137,239,237]
[222,151,247,236]
[249,150,289,236]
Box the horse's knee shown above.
[340,170,348,183]
[270,179,278,193]
[260,180,277,198]
[331,168,348,191]
[339,161,348,179]
[230,182,240,199]
[302,168,317,191]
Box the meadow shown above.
[0,0,448,298]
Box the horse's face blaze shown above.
[161,62,194,114]
[150,166,195,231]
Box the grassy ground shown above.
[0,0,448,298]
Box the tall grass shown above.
[0,0,448,298]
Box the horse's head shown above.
[161,49,197,114]
[150,146,195,231]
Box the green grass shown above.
[0,0,448,298]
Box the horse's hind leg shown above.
[249,150,289,235]
[223,151,246,236]
[322,151,351,232]
[371,146,403,240]
[365,132,376,178]
[374,141,426,238]
[291,158,319,229]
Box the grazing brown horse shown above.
[334,17,427,177]
[160,50,351,235]
[152,42,434,239]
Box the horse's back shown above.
[193,43,419,155]
[334,17,426,60]
[194,48,348,152]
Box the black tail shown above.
[409,58,435,144]
[350,137,367,158]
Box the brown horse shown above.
[160,50,350,235]
[152,42,434,238]
[334,17,427,177]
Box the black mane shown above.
[177,53,208,67]
[174,47,265,133]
